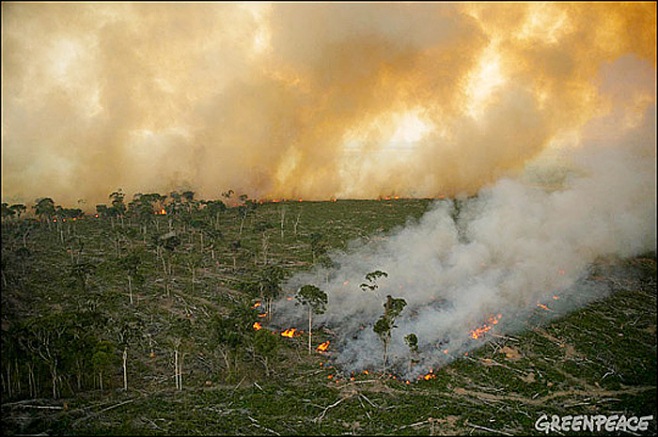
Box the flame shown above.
[253,322,262,330]
[552,295,560,300]
[422,368,436,380]
[469,313,502,339]
[316,341,330,352]
[155,208,167,215]
[537,303,552,311]
[251,301,262,309]
[257,312,268,318]
[281,328,297,338]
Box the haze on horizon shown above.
[2,2,656,209]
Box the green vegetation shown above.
[1,194,655,435]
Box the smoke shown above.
[2,3,656,374]
[277,55,656,378]
[3,3,655,207]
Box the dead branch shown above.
[467,422,514,436]
[396,419,430,430]
[314,398,345,423]
[72,399,136,426]
[359,393,377,408]
[13,404,64,410]
[247,415,280,435]
[357,396,372,421]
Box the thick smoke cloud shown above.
[3,2,654,379]
[3,3,654,207]
[279,58,655,377]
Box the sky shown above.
[1,2,656,209]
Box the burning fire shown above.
[252,322,262,331]
[469,313,502,339]
[316,341,330,352]
[281,328,297,338]
[155,208,167,215]
[423,370,436,380]
[536,303,552,312]
[251,301,262,309]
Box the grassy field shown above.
[1,197,655,435]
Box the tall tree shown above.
[109,189,127,227]
[295,285,328,354]
[118,251,143,305]
[258,265,287,321]
[404,333,420,373]
[373,295,407,374]
[33,197,55,228]
[309,232,329,265]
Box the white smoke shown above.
[275,57,656,379]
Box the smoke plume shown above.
[278,54,656,378]
[3,3,655,207]
[3,3,656,375]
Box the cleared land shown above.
[1,198,655,435]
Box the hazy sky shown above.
[2,2,655,208]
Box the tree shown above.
[168,316,192,391]
[211,302,258,381]
[10,203,27,219]
[258,265,287,321]
[33,197,55,228]
[404,333,419,373]
[109,189,127,227]
[152,232,181,296]
[118,251,143,305]
[373,295,407,374]
[221,189,234,203]
[1,202,15,221]
[91,341,115,391]
[130,192,166,235]
[295,285,328,354]
[360,270,388,292]
[2,203,26,221]
[309,232,329,265]
[69,261,96,293]
[202,199,226,231]
[225,238,238,270]
[181,190,197,215]
[111,317,141,392]
[253,329,280,377]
